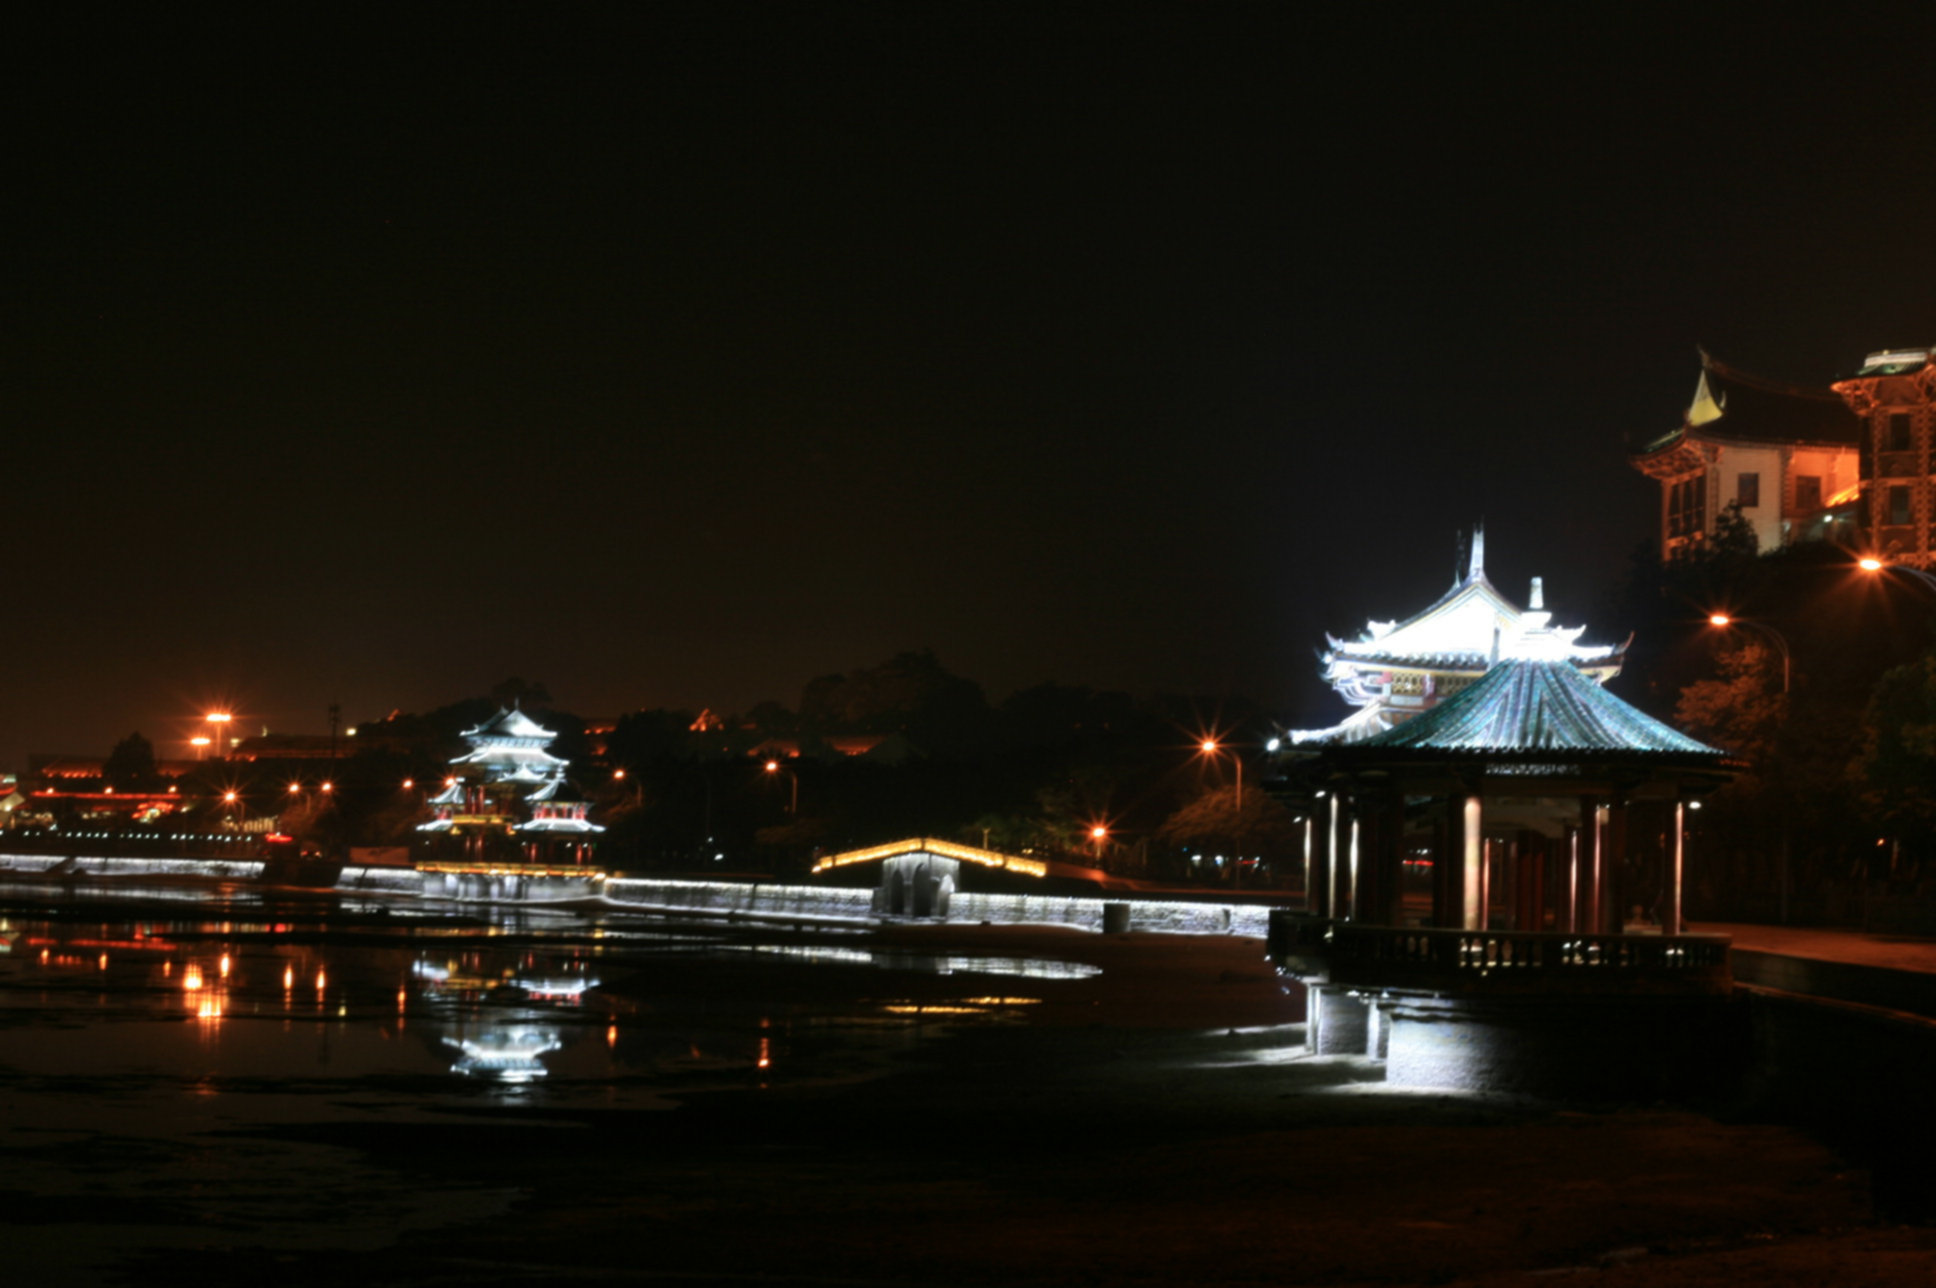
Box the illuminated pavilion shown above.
[1267,589,1740,1095]
[1289,529,1625,746]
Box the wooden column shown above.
[1461,792,1484,930]
[1601,794,1629,934]
[1667,799,1685,935]
[1580,797,1603,935]
[1373,786,1406,925]
[1319,793,1334,917]
[1431,807,1456,928]
[1302,815,1316,914]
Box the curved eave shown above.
[1313,743,1742,788]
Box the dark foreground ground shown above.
[19,922,1936,1286]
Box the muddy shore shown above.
[63,922,1931,1286]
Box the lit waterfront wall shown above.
[0,852,265,879]
[602,876,1273,937]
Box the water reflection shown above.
[0,883,1105,1100]
[445,1025,563,1081]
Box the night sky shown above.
[14,4,1936,764]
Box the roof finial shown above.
[1468,523,1486,582]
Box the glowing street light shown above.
[763,759,798,814]
[205,711,233,758]
[1089,824,1108,860]
[190,735,212,759]
[1706,613,1790,693]
[1858,554,1936,594]
[1199,738,1243,809]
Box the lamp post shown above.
[1705,612,1792,925]
[763,759,798,814]
[1858,555,1936,595]
[1199,738,1242,809]
[190,736,212,760]
[1089,824,1108,861]
[1706,614,1790,692]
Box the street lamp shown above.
[190,735,212,760]
[205,711,233,758]
[1707,613,1790,693]
[1858,555,1936,594]
[1199,738,1243,809]
[1089,823,1108,860]
[1706,612,1794,925]
[763,759,798,814]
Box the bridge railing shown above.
[1269,910,1732,993]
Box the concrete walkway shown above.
[1696,921,1936,974]
[1695,921,1936,1019]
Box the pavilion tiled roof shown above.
[1357,656,1723,759]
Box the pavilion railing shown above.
[1269,910,1732,991]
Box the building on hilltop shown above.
[1287,529,1626,746]
[1629,349,1863,559]
[1832,346,1936,567]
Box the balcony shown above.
[1270,911,1732,997]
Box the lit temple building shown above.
[1629,349,1862,558]
[416,706,600,865]
[1289,530,1625,745]
[448,706,571,784]
[516,774,604,865]
[1833,346,1936,566]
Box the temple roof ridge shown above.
[462,706,557,742]
[1696,347,1847,403]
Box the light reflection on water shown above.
[0,886,1074,1094]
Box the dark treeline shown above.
[174,651,1303,884]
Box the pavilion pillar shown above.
[1347,814,1361,919]
[1430,808,1455,928]
[1563,824,1579,933]
[1461,792,1484,930]
[1325,792,1342,918]
[1580,799,1604,935]
[1302,814,1316,914]
[1600,795,1629,934]
[1314,794,1330,916]
[1370,787,1406,925]
[1667,799,1686,935]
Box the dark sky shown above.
[13,4,1936,764]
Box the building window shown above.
[1889,485,1913,526]
[1668,474,1707,538]
[1888,413,1913,452]
[1737,472,1760,508]
[1795,475,1822,513]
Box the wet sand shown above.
[66,923,1934,1286]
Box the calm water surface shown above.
[0,877,1100,1280]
